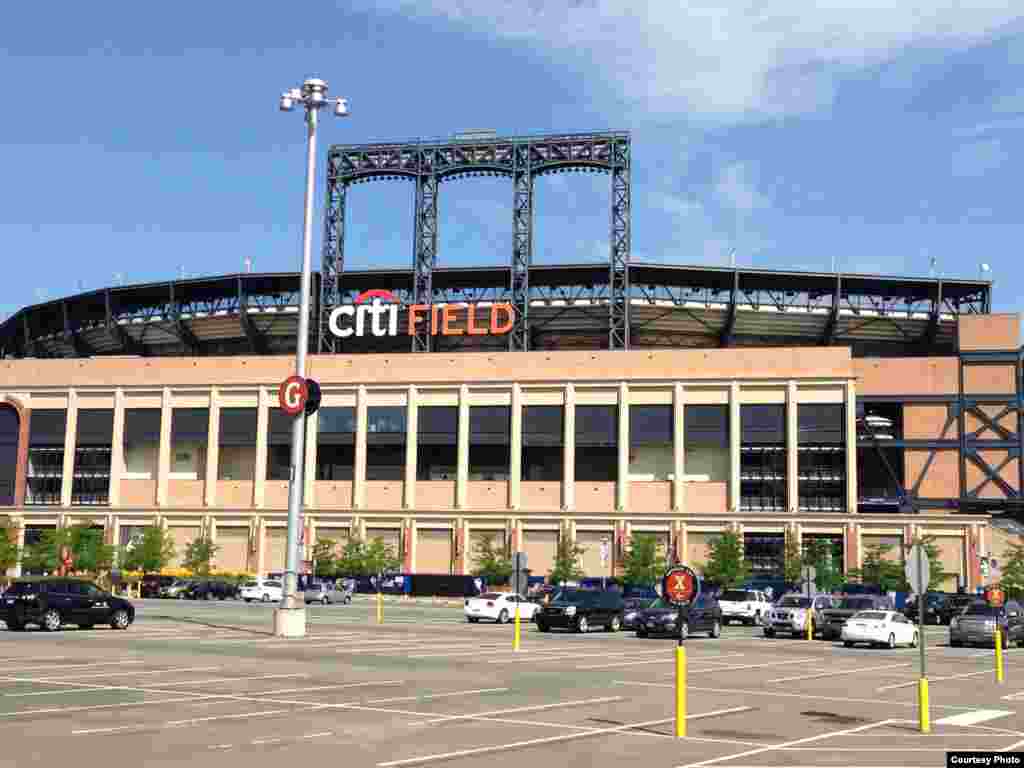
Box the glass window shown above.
[469,406,510,482]
[417,406,457,481]
[576,406,617,482]
[72,409,113,506]
[522,406,563,482]
[26,409,66,506]
[367,406,406,481]
[316,407,354,481]
[267,409,295,482]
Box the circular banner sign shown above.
[986,587,1006,608]
[278,375,308,416]
[662,565,700,607]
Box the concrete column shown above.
[404,385,418,510]
[304,410,317,509]
[12,518,25,577]
[456,385,470,509]
[563,383,576,512]
[204,388,220,508]
[60,389,78,507]
[845,521,861,573]
[255,517,266,576]
[407,518,417,573]
[354,385,368,509]
[109,388,126,508]
[787,381,799,514]
[845,381,858,513]
[672,383,686,513]
[156,388,172,507]
[247,516,259,573]
[402,518,413,572]
[617,382,630,513]
[509,384,522,510]
[676,521,687,566]
[253,388,269,508]
[457,518,469,575]
[729,382,741,514]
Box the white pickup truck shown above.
[717,588,772,626]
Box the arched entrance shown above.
[0,404,19,505]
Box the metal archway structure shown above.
[320,131,631,353]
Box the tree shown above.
[311,538,339,578]
[621,534,667,588]
[802,538,845,594]
[999,543,1024,600]
[21,523,114,575]
[363,537,401,578]
[471,533,513,585]
[549,535,585,586]
[336,538,368,576]
[122,525,176,574]
[908,534,950,592]
[699,531,750,588]
[848,542,907,592]
[182,536,219,577]
[783,532,803,584]
[0,519,19,579]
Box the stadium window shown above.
[366,406,406,481]
[740,404,787,513]
[123,409,160,480]
[170,408,208,480]
[266,408,294,481]
[316,407,354,481]
[575,405,617,482]
[683,405,728,482]
[522,405,563,482]
[416,406,458,481]
[629,405,672,481]
[469,406,510,481]
[72,409,113,506]
[217,408,257,481]
[26,409,66,505]
[798,404,846,512]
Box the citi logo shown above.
[327,290,515,338]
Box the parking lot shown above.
[0,597,1021,768]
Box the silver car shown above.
[304,581,354,605]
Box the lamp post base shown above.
[273,607,308,638]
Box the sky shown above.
[1,2,1023,317]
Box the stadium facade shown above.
[0,131,1021,589]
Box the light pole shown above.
[275,78,349,637]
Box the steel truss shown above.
[319,131,632,353]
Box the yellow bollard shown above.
[513,604,521,652]
[806,611,813,641]
[996,627,1005,684]
[918,677,930,733]
[675,645,687,738]
[377,591,383,625]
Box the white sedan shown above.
[239,579,283,603]
[465,593,539,624]
[841,610,919,649]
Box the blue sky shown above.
[2,2,1023,316]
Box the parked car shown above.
[186,580,239,601]
[160,579,194,599]
[820,595,892,640]
[304,581,354,606]
[904,592,949,625]
[623,597,655,630]
[636,594,722,640]
[464,592,539,624]
[841,610,920,648]
[765,594,836,638]
[1,577,135,631]
[535,589,624,633]
[239,578,284,603]
[717,589,772,626]
[140,575,176,599]
[939,594,985,625]
[950,601,1024,648]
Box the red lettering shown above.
[407,304,428,336]
[431,305,440,335]
[466,303,486,335]
[489,303,515,334]
[441,305,463,336]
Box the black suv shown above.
[904,592,949,625]
[636,594,723,639]
[140,575,176,599]
[1,578,135,632]
[535,589,624,633]
[186,580,239,600]
[939,594,983,625]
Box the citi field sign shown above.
[327,289,515,339]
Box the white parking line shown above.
[365,688,509,705]
[0,660,147,674]
[410,696,626,726]
[378,708,753,768]
[767,662,913,684]
[674,718,894,768]
[575,653,749,671]
[6,665,223,687]
[876,668,995,692]
[250,681,405,696]
[934,710,1014,726]
[73,706,326,735]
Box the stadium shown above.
[0,130,1020,591]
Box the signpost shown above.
[512,552,527,652]
[905,543,931,733]
[801,565,817,640]
[663,565,700,738]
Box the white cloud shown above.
[714,163,767,212]
[376,2,1021,120]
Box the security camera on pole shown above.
[274,78,347,638]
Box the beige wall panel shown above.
[417,481,456,510]
[628,388,672,405]
[217,392,260,408]
[466,482,508,510]
[904,406,953,439]
[320,393,356,407]
[417,391,459,406]
[964,366,1016,395]
[466,391,511,407]
[687,532,715,570]
[523,529,558,580]
[170,394,210,409]
[854,358,956,396]
[364,481,403,510]
[416,529,452,574]
[520,482,561,511]
[365,391,407,407]
[167,480,205,508]
[217,481,254,509]
[120,480,156,507]
[315,481,352,509]
[796,386,844,404]
[685,482,728,514]
[629,482,672,513]
[740,387,786,404]
[215,528,250,572]
[170,526,201,567]
[27,395,68,409]
[575,483,616,513]
[905,450,959,498]
[123,394,163,409]
[958,314,1021,351]
[77,395,115,409]
[264,481,290,509]
[683,388,729,405]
